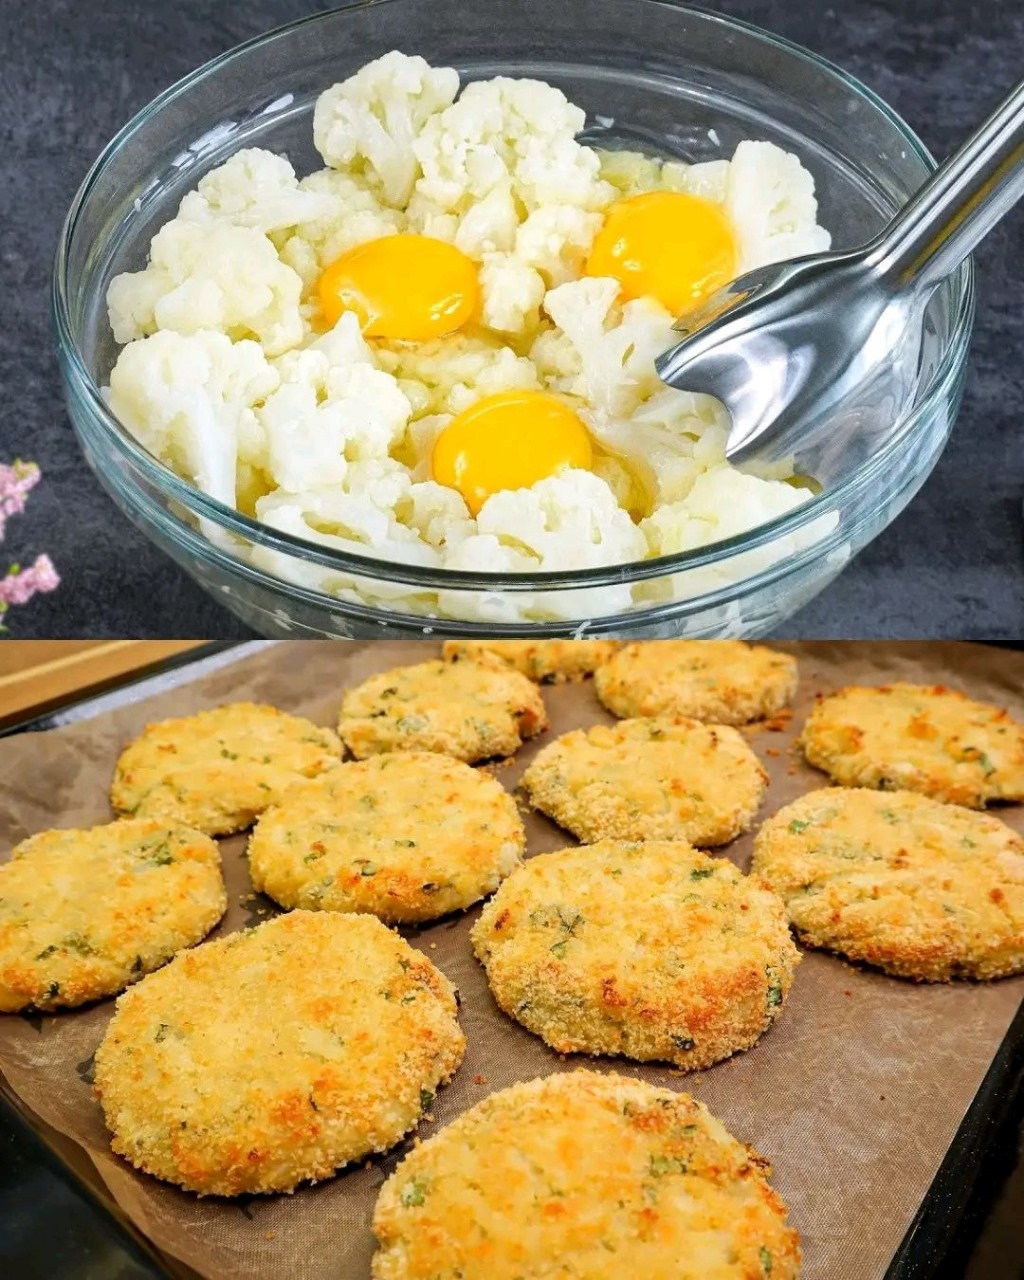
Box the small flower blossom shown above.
[0,556,61,608]
[0,461,41,541]
[0,459,59,626]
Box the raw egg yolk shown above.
[585,190,737,316]
[317,234,479,341]
[432,391,593,516]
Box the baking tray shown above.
[1,641,1023,1280]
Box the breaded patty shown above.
[338,657,548,762]
[441,640,619,683]
[94,912,465,1196]
[471,840,798,1070]
[595,640,798,725]
[522,717,768,847]
[753,787,1024,981]
[799,683,1024,808]
[0,819,225,1013]
[248,753,525,923]
[111,702,342,836]
[372,1071,800,1280]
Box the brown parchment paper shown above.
[1,641,1023,1280]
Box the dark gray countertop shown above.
[2,0,1022,639]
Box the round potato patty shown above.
[595,640,798,725]
[441,640,619,683]
[338,657,548,762]
[521,717,768,846]
[111,702,343,836]
[247,752,525,923]
[94,911,465,1195]
[753,787,1024,981]
[799,683,1024,809]
[372,1071,801,1280]
[0,819,226,1013]
[471,840,798,1070]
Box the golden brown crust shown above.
[752,787,1024,981]
[0,819,226,1013]
[471,840,798,1070]
[522,717,768,846]
[595,641,798,725]
[111,702,343,836]
[338,657,548,761]
[247,752,525,923]
[799,683,1024,808]
[93,912,466,1196]
[441,639,620,683]
[372,1071,801,1280]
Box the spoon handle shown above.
[868,77,1024,292]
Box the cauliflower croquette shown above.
[372,1071,801,1280]
[799,683,1024,808]
[471,840,798,1069]
[753,787,1024,981]
[338,657,548,761]
[0,820,226,1013]
[442,640,619,683]
[93,911,465,1196]
[248,753,525,923]
[595,640,798,725]
[522,717,767,846]
[111,702,342,836]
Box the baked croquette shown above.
[338,657,548,762]
[247,753,525,923]
[93,912,465,1195]
[753,787,1024,981]
[471,840,798,1070]
[521,717,768,846]
[799,683,1024,808]
[441,640,619,683]
[111,702,342,836]
[594,640,798,725]
[372,1071,801,1280]
[0,819,226,1013]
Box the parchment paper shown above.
[1,641,1022,1280]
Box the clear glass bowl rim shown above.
[52,0,975,594]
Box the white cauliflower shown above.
[256,317,411,493]
[478,253,546,335]
[277,169,406,289]
[107,221,305,356]
[176,149,336,233]
[377,333,540,419]
[514,205,603,286]
[413,77,611,215]
[726,140,831,271]
[105,330,279,507]
[313,51,459,206]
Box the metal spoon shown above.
[655,78,1024,467]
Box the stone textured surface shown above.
[1,0,1022,638]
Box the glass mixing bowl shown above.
[54,0,973,638]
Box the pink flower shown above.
[0,461,41,541]
[0,556,60,608]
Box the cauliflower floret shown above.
[105,330,279,507]
[414,77,612,215]
[278,169,407,288]
[108,221,304,357]
[514,205,603,287]
[404,481,475,549]
[726,140,831,271]
[478,253,546,335]
[539,277,672,417]
[378,334,541,418]
[256,322,411,493]
[313,51,459,206]
[176,149,336,234]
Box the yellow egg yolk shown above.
[317,234,479,341]
[432,391,593,516]
[585,190,737,316]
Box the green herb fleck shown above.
[35,944,58,960]
[220,748,239,761]
[765,967,783,1010]
[420,1088,434,1111]
[788,819,811,834]
[690,867,715,880]
[649,1154,688,1177]
[550,940,568,959]
[155,1024,171,1043]
[977,752,996,777]
[304,849,325,864]
[759,1245,774,1275]
[359,862,377,877]
[394,839,417,848]
[672,1036,695,1051]
[62,933,95,956]
[401,1179,427,1207]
